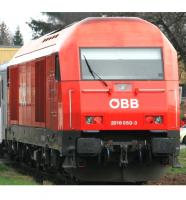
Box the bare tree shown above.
[27,12,186,70]
[0,21,13,46]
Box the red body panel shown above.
[8,18,180,132]
[45,55,59,130]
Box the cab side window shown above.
[55,54,61,81]
[0,78,1,107]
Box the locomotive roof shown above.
[8,17,161,66]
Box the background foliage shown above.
[27,12,186,74]
[0,22,23,46]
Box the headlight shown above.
[86,116,94,124]
[145,116,163,124]
[154,116,163,124]
[86,116,103,124]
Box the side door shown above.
[46,54,59,130]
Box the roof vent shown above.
[42,34,59,43]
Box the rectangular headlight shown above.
[86,116,103,124]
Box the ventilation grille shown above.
[42,34,59,43]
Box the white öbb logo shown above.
[109,98,139,109]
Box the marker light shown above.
[86,116,103,124]
[145,116,154,124]
[145,116,163,124]
[114,84,132,92]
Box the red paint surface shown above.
[8,18,179,132]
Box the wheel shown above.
[183,136,186,145]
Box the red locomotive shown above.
[0,17,180,182]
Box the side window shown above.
[0,77,1,107]
[55,54,61,81]
[1,79,3,100]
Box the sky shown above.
[0,12,47,44]
[0,0,185,46]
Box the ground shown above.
[1,149,186,185]
[0,161,39,185]
[149,148,186,185]
[149,174,186,185]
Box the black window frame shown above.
[55,54,61,81]
[1,79,3,100]
[79,47,164,81]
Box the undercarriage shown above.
[1,127,180,183]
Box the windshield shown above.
[80,48,164,80]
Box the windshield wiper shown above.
[83,55,96,80]
[83,55,108,87]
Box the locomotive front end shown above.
[62,18,180,182]
[4,17,180,183]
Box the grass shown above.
[167,148,186,174]
[1,149,186,185]
[0,162,39,185]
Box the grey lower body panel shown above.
[6,125,80,154]
[6,126,180,155]
[7,126,62,151]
